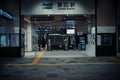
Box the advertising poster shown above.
[11,34,19,47]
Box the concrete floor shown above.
[0,50,120,80]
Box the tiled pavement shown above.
[40,50,119,64]
[0,64,120,80]
[42,50,90,57]
[0,50,120,64]
[0,52,36,64]
[0,50,120,80]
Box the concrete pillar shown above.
[26,23,32,51]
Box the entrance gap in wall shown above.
[22,14,96,58]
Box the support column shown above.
[27,23,32,51]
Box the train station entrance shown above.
[22,14,96,57]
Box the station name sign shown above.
[43,2,53,9]
[58,2,75,10]
[42,1,75,10]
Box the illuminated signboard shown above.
[67,29,75,34]
[0,9,13,19]
[36,29,53,34]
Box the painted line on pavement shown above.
[32,49,46,65]
[1,62,120,66]
[106,57,120,61]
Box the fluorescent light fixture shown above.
[0,9,13,19]
[24,18,30,23]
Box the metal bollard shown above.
[47,39,51,51]
[65,42,68,51]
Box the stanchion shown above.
[65,42,68,51]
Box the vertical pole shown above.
[95,0,97,57]
[19,0,22,57]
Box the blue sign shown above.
[36,30,53,34]
[43,2,53,9]
[0,9,13,19]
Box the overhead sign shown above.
[31,17,54,21]
[0,9,13,19]
[62,16,86,21]
[36,29,53,34]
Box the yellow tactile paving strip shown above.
[32,49,46,65]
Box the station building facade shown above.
[0,0,119,57]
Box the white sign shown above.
[58,2,75,10]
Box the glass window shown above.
[0,34,10,47]
[101,35,112,46]
[58,2,62,7]
[70,2,75,8]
